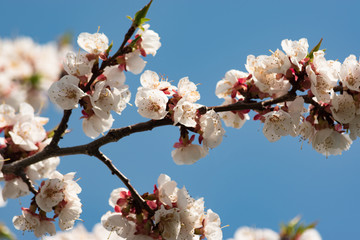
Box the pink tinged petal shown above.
[109,188,128,208]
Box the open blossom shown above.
[77,32,109,55]
[203,209,222,240]
[173,99,202,127]
[63,51,94,76]
[262,109,297,142]
[281,38,308,69]
[135,88,168,120]
[215,70,249,99]
[171,143,208,165]
[8,103,48,151]
[330,92,356,124]
[246,50,291,97]
[139,70,176,95]
[154,205,181,239]
[136,24,161,56]
[35,178,66,212]
[340,55,360,91]
[48,75,86,110]
[13,208,56,238]
[312,128,352,157]
[82,114,114,139]
[306,51,340,103]
[200,110,225,149]
[230,227,280,240]
[177,77,200,102]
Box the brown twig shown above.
[18,171,37,195]
[48,109,72,148]
[91,150,154,215]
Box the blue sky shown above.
[1,1,360,239]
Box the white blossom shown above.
[200,110,225,149]
[340,55,360,91]
[35,178,66,212]
[140,70,176,94]
[171,144,208,165]
[173,99,202,128]
[297,120,315,142]
[90,81,116,119]
[157,174,178,206]
[101,211,136,239]
[306,51,340,103]
[203,209,222,240]
[154,205,181,240]
[312,128,352,157]
[77,32,109,55]
[48,75,86,110]
[349,115,360,140]
[125,51,146,75]
[215,70,249,99]
[330,92,356,124]
[245,50,291,97]
[82,114,114,139]
[281,38,309,69]
[104,65,126,90]
[135,88,168,119]
[262,110,296,142]
[136,24,161,56]
[63,51,94,76]
[177,77,200,102]
[6,103,47,151]
[13,209,56,238]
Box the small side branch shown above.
[18,171,38,195]
[48,109,72,148]
[91,150,154,215]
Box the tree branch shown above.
[90,150,154,215]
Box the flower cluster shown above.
[0,103,60,202]
[48,25,161,138]
[216,38,360,157]
[0,37,67,110]
[12,171,82,237]
[135,70,225,164]
[101,174,222,240]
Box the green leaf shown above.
[133,0,153,27]
[106,41,113,55]
[307,38,323,60]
